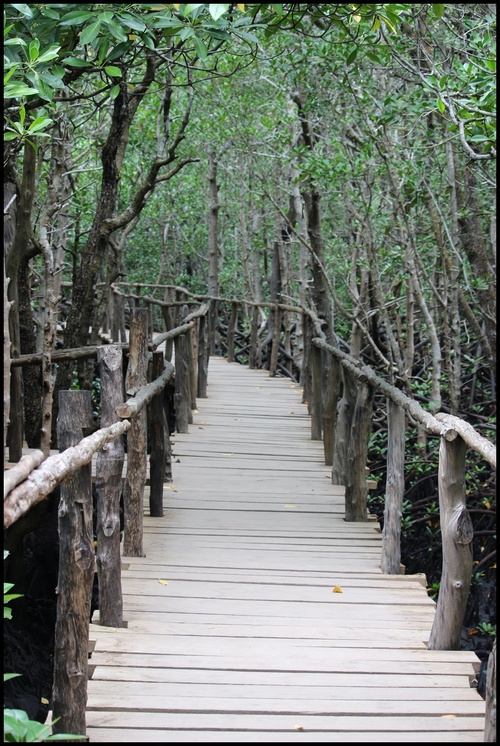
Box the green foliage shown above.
[4,552,86,742]
[3,709,87,742]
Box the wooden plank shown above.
[85,356,485,742]
[85,728,484,743]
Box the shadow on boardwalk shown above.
[86,357,485,743]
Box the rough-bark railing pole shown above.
[226,301,238,363]
[209,298,219,355]
[310,342,323,440]
[248,305,260,370]
[122,308,148,557]
[301,313,311,408]
[94,345,125,627]
[197,312,209,398]
[380,399,406,573]
[345,380,375,522]
[269,304,281,378]
[331,367,357,488]
[174,330,191,434]
[163,382,174,482]
[52,390,94,737]
[190,313,199,406]
[187,323,197,418]
[322,357,341,467]
[484,638,496,741]
[148,351,167,517]
[428,434,473,649]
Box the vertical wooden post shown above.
[197,313,209,398]
[381,399,406,573]
[52,390,94,737]
[331,367,356,487]
[174,331,190,434]
[190,315,199,405]
[149,351,167,517]
[122,308,148,557]
[163,383,175,482]
[484,638,496,741]
[428,434,473,649]
[301,313,311,408]
[269,305,281,377]
[227,301,238,363]
[187,326,196,419]
[95,346,125,627]
[310,342,323,440]
[209,298,218,355]
[345,380,374,521]
[322,357,340,466]
[248,305,259,370]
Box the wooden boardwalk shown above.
[85,356,486,742]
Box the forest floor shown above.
[4,476,495,724]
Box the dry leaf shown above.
[158,579,169,585]
[332,585,343,593]
[294,725,304,731]
[441,714,457,719]
[283,504,297,508]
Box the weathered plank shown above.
[86,356,485,743]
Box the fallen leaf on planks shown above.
[158,579,169,585]
[332,585,343,593]
[294,725,304,731]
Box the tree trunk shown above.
[381,400,406,573]
[428,435,473,649]
[95,345,125,627]
[484,638,496,742]
[122,308,148,557]
[52,390,94,736]
[345,381,374,522]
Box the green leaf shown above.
[437,97,446,113]
[28,38,40,62]
[62,56,92,68]
[104,65,122,77]
[183,4,204,17]
[28,116,54,133]
[4,673,22,682]
[432,4,445,20]
[109,84,121,100]
[36,44,61,64]
[4,82,38,97]
[193,36,208,61]
[208,4,230,21]
[346,47,358,65]
[59,10,95,26]
[10,4,33,18]
[79,20,102,46]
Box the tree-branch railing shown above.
[4,300,210,736]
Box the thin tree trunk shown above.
[428,435,473,649]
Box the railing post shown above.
[122,308,148,557]
[269,304,281,377]
[52,389,94,737]
[148,351,168,518]
[174,330,191,434]
[380,399,406,573]
[345,380,374,521]
[248,305,259,370]
[197,312,209,398]
[95,345,125,627]
[484,638,496,741]
[310,342,322,440]
[227,301,238,363]
[322,357,340,466]
[428,434,473,649]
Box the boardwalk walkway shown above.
[86,356,486,742]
